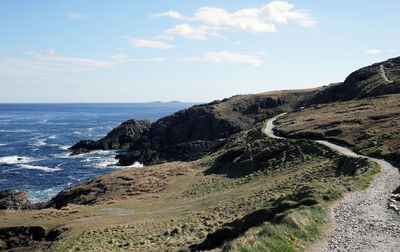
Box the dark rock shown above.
[45,186,100,209]
[70,119,151,155]
[0,190,32,210]
[0,226,66,250]
[309,56,400,105]
[70,94,296,165]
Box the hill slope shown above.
[1,56,399,251]
[71,89,318,165]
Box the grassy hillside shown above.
[275,93,400,163]
[0,123,378,251]
[1,57,399,251]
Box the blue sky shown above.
[0,0,399,102]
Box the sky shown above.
[0,0,399,103]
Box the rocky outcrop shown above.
[309,56,400,104]
[70,93,304,166]
[0,190,32,210]
[0,226,66,250]
[70,119,151,155]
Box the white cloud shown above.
[30,50,114,68]
[260,1,317,26]
[47,48,57,55]
[126,38,174,49]
[177,52,263,66]
[204,51,263,66]
[176,57,201,62]
[153,1,316,37]
[233,41,242,46]
[0,56,93,78]
[152,10,183,19]
[193,7,276,33]
[67,13,86,20]
[165,24,210,40]
[152,34,174,41]
[111,54,165,62]
[366,49,382,54]
[0,48,114,78]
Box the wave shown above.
[50,152,75,159]
[97,158,143,169]
[28,186,65,203]
[59,145,71,150]
[0,143,6,146]
[0,129,30,133]
[48,135,57,139]
[0,155,36,164]
[32,138,47,146]
[19,164,61,172]
[81,158,92,163]
[127,161,144,168]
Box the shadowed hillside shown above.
[71,89,318,165]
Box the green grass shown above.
[212,160,379,251]
[12,119,380,252]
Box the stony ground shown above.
[269,115,400,252]
[317,157,400,252]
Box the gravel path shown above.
[380,65,394,83]
[265,114,400,252]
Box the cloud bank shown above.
[153,1,316,40]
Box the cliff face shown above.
[70,119,151,155]
[71,91,314,165]
[70,56,400,166]
[0,190,32,210]
[309,56,400,104]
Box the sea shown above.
[0,103,194,203]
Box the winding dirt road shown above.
[265,114,400,252]
[380,65,394,83]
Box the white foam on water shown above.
[59,145,71,150]
[96,157,119,168]
[33,138,47,146]
[81,158,92,163]
[0,155,36,164]
[48,135,57,139]
[88,150,118,157]
[127,161,144,168]
[19,164,61,172]
[50,152,75,159]
[0,143,6,146]
[0,129,30,133]
[28,186,65,203]
[97,158,143,169]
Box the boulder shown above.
[70,119,151,155]
[0,190,32,210]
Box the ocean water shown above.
[0,103,194,203]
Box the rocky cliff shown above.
[0,190,32,210]
[71,91,315,165]
[70,56,400,166]
[309,56,400,104]
[70,119,151,155]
